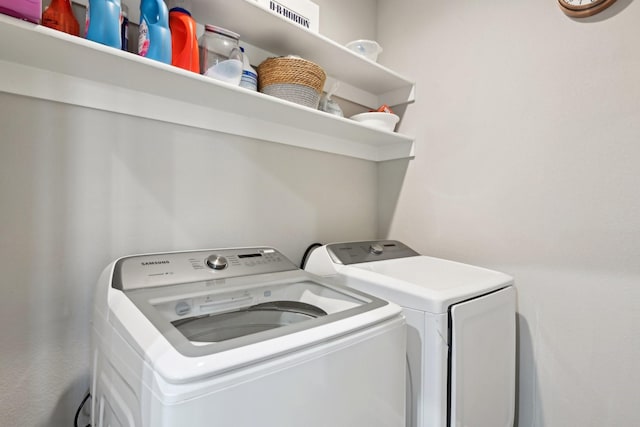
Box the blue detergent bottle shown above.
[85,0,122,49]
[138,0,172,64]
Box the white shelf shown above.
[190,0,416,109]
[72,0,416,109]
[0,14,415,162]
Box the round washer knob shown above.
[369,244,384,255]
[206,254,228,270]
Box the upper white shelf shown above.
[190,0,415,109]
[0,14,415,162]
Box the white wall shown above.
[10,1,640,425]
[377,0,640,426]
[0,2,379,421]
[0,94,379,426]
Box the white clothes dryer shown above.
[91,247,406,427]
[305,240,516,427]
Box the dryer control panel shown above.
[112,247,297,291]
[326,240,419,265]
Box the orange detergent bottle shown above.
[168,0,199,72]
[42,0,80,36]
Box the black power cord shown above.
[74,391,91,427]
[300,242,323,269]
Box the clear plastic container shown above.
[199,25,243,85]
[345,39,383,62]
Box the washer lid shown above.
[112,269,402,383]
[337,255,513,313]
[101,247,404,383]
[123,268,392,357]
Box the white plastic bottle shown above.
[239,47,258,91]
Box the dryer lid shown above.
[338,255,513,313]
[326,240,419,265]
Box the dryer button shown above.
[369,244,384,255]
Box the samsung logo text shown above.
[141,260,170,266]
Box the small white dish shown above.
[350,112,399,132]
[346,40,383,62]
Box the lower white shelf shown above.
[0,15,415,162]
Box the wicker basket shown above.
[258,57,326,109]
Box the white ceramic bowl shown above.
[346,40,383,62]
[350,112,399,132]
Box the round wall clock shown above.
[558,0,617,18]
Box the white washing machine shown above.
[91,246,406,427]
[305,240,516,427]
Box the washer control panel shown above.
[326,240,420,265]
[113,247,296,291]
